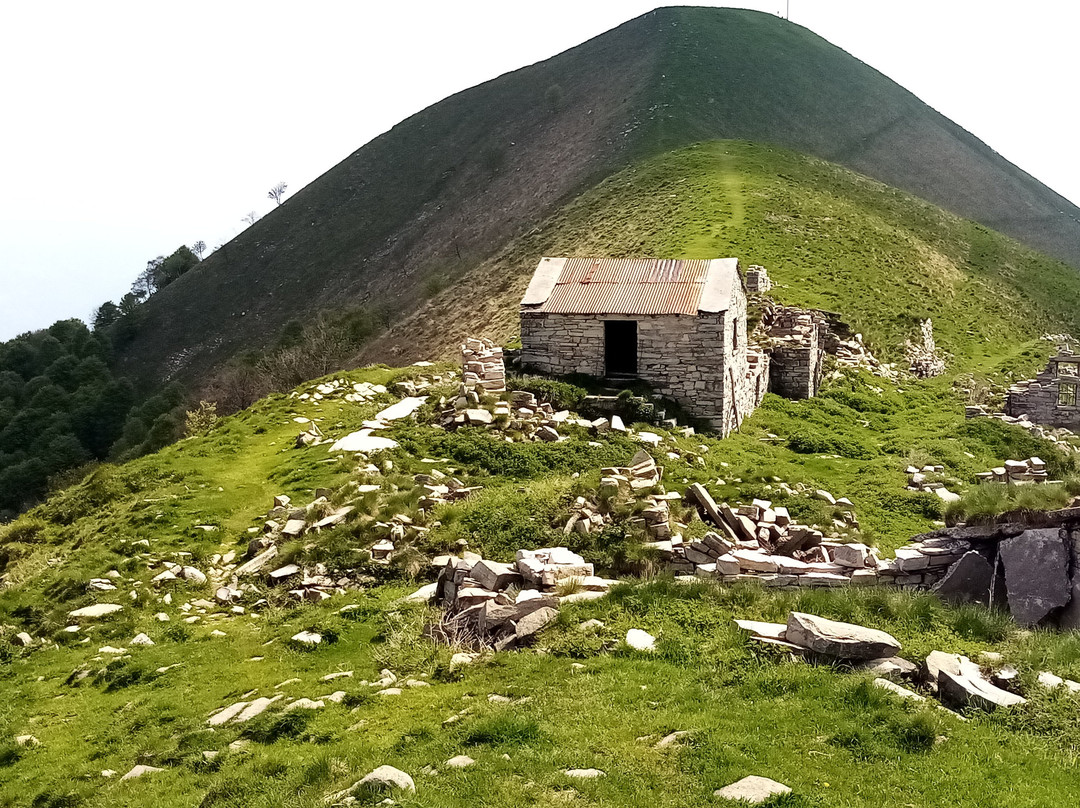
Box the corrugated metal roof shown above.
[521,257,738,315]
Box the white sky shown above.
[2,0,1078,341]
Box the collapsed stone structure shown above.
[1006,348,1080,429]
[460,337,506,394]
[758,305,828,399]
[744,264,772,293]
[904,318,946,378]
[913,508,1080,629]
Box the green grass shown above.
[4,357,1080,805]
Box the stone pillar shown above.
[461,337,506,395]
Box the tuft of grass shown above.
[462,714,544,747]
[945,481,1076,524]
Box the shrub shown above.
[184,400,219,437]
[506,374,588,411]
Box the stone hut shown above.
[519,257,769,435]
[1006,349,1080,428]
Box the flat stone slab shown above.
[375,396,427,421]
[999,528,1070,626]
[785,612,901,660]
[68,603,123,619]
[329,429,399,454]
[931,551,994,606]
[939,670,1026,711]
[733,619,787,642]
[714,775,791,803]
[873,678,925,701]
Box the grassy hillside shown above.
[366,140,1080,379]
[4,358,1080,806]
[113,6,1080,389]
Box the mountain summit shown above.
[117,6,1080,386]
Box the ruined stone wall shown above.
[1006,350,1080,429]
[765,307,827,399]
[745,265,772,294]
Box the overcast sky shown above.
[2,1,1078,341]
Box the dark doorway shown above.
[605,320,638,377]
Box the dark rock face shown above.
[999,529,1071,626]
[1056,536,1080,630]
[931,551,994,606]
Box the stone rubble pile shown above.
[438,387,592,442]
[291,377,388,405]
[414,470,482,511]
[974,457,1053,485]
[427,547,615,651]
[594,450,675,540]
[392,365,457,397]
[736,613,1034,713]
[903,462,961,502]
[664,482,905,588]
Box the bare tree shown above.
[242,211,258,226]
[267,182,287,206]
[191,240,206,259]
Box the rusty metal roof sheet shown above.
[521,257,739,315]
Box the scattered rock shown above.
[713,775,791,803]
[655,730,690,748]
[873,678,925,701]
[938,669,1026,711]
[290,630,322,646]
[354,765,416,794]
[121,764,164,781]
[564,768,605,779]
[445,755,475,768]
[625,628,656,652]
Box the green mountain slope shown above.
[364,140,1080,376]
[3,359,1080,806]
[115,6,1080,388]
